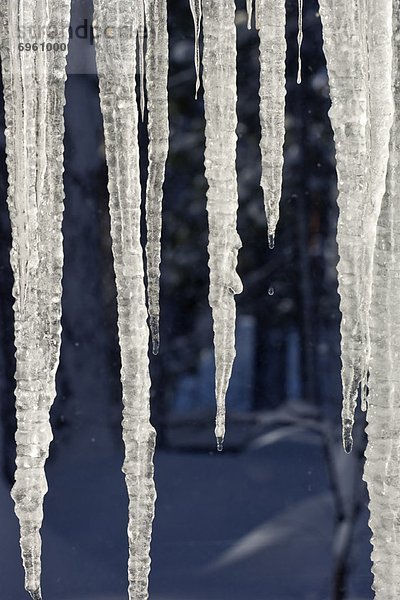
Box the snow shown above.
[0,411,373,599]
[93,2,156,598]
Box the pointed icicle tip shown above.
[343,423,353,453]
[152,336,160,356]
[342,417,354,453]
[268,233,275,250]
[216,436,224,452]
[149,316,160,355]
[246,0,253,29]
[343,435,353,454]
[28,589,42,600]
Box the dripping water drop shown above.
[216,437,224,452]
[268,286,274,296]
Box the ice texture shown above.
[297,0,303,84]
[246,0,253,29]
[144,0,169,355]
[319,0,393,452]
[93,1,156,598]
[202,0,243,448]
[138,0,146,120]
[189,0,202,97]
[256,0,286,245]
[364,2,399,596]
[0,1,70,597]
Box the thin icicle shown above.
[319,0,393,452]
[202,0,243,449]
[256,0,286,245]
[93,2,156,598]
[138,0,146,119]
[144,0,169,356]
[246,0,253,29]
[297,0,304,84]
[364,2,398,597]
[0,1,70,597]
[189,0,202,98]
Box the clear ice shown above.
[93,1,157,598]
[256,0,286,247]
[144,0,169,355]
[0,1,70,597]
[319,0,393,452]
[201,0,243,448]
[364,2,399,597]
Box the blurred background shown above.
[0,0,373,598]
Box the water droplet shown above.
[216,437,224,452]
[268,287,274,296]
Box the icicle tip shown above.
[268,233,275,250]
[342,421,353,453]
[152,338,160,356]
[149,315,160,355]
[27,588,42,600]
[216,436,224,452]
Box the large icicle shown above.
[255,0,286,248]
[0,2,70,598]
[93,2,156,598]
[319,0,393,452]
[364,3,399,596]
[144,0,169,355]
[201,0,243,450]
[362,0,393,405]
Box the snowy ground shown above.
[0,416,373,600]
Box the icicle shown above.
[362,0,394,408]
[93,2,156,598]
[144,0,169,356]
[138,0,146,120]
[319,0,393,452]
[201,0,243,449]
[256,0,286,245]
[246,0,253,30]
[0,2,70,598]
[189,0,202,98]
[297,0,304,84]
[363,3,398,597]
